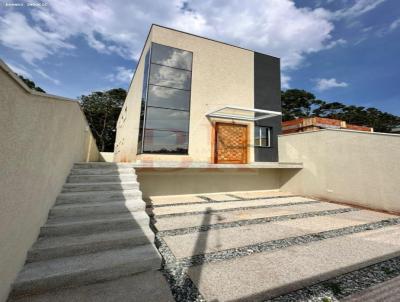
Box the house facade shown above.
[114,25,282,164]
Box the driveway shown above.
[147,190,400,302]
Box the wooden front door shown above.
[215,123,248,164]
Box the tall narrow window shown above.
[137,43,192,154]
[254,126,271,147]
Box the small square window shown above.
[254,126,271,147]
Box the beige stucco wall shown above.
[137,168,280,198]
[115,25,255,163]
[279,130,400,213]
[0,61,99,301]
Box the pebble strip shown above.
[155,234,206,302]
[225,193,245,200]
[267,256,400,302]
[172,218,400,267]
[146,194,299,208]
[157,207,360,237]
[151,200,320,219]
[197,195,216,202]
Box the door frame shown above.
[213,122,248,164]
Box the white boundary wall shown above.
[279,129,400,213]
[0,60,99,301]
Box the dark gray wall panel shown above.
[254,52,281,162]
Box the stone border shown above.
[150,200,320,219]
[268,256,400,302]
[146,194,299,208]
[157,207,359,237]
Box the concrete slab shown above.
[147,194,205,206]
[164,210,396,258]
[150,196,314,216]
[233,190,294,199]
[154,202,351,231]
[187,226,400,302]
[10,270,174,302]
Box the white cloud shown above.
[34,67,60,85]
[106,66,134,83]
[389,18,400,31]
[0,1,336,76]
[281,74,291,89]
[6,62,32,78]
[0,12,74,63]
[2,0,385,88]
[315,78,348,91]
[334,0,386,19]
[325,38,347,49]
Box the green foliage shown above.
[282,89,400,133]
[79,88,126,152]
[18,75,46,93]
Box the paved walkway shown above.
[147,190,400,301]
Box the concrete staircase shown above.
[9,163,162,300]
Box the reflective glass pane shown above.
[149,64,191,90]
[147,85,190,111]
[145,107,190,132]
[143,130,188,154]
[260,127,267,139]
[151,43,192,70]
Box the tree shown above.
[281,89,400,133]
[79,88,126,152]
[281,89,323,121]
[18,75,46,93]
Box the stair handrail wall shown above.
[0,59,100,302]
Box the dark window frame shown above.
[138,42,193,155]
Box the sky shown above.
[0,0,399,115]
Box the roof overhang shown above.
[206,105,282,121]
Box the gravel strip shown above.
[151,200,320,219]
[267,256,400,302]
[155,234,206,301]
[146,194,300,208]
[225,193,245,200]
[171,218,400,268]
[197,195,216,202]
[157,208,360,237]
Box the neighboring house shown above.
[114,24,282,164]
[392,127,400,134]
[282,117,373,134]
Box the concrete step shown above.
[41,212,150,237]
[67,174,137,184]
[69,167,134,176]
[27,229,155,263]
[56,190,142,204]
[73,162,135,169]
[187,226,400,302]
[10,244,162,298]
[50,199,146,217]
[9,271,174,302]
[62,182,139,193]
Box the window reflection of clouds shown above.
[151,43,192,70]
[141,43,192,154]
[147,85,190,110]
[146,107,189,132]
[149,64,191,90]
